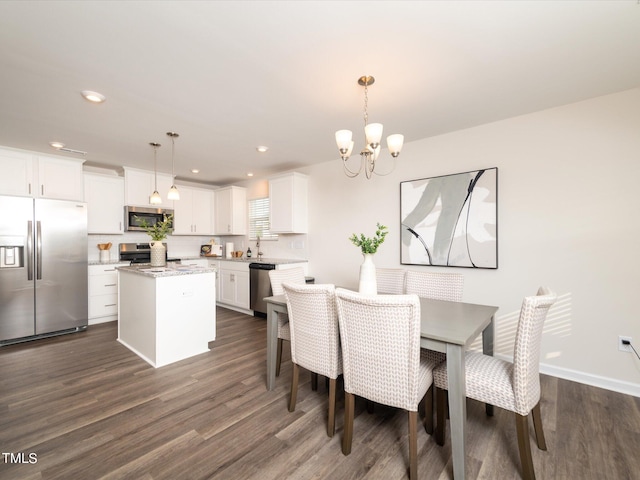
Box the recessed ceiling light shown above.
[49,141,65,149]
[256,146,268,153]
[81,90,106,103]
[247,172,254,177]
[191,169,200,174]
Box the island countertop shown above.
[117,264,216,278]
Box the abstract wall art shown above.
[400,167,498,269]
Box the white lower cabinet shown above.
[217,261,250,312]
[88,263,128,324]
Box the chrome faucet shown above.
[256,236,263,260]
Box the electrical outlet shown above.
[619,335,632,352]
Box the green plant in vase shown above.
[349,222,388,294]
[136,214,174,242]
[349,222,388,254]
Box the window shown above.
[249,197,278,240]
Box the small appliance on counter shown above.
[200,244,223,257]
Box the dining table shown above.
[264,292,498,480]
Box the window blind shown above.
[249,197,277,240]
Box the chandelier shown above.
[335,75,404,179]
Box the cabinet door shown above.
[38,156,84,201]
[214,188,231,234]
[172,186,194,234]
[269,173,308,233]
[234,270,250,309]
[0,148,33,196]
[192,188,214,235]
[156,173,174,209]
[124,168,152,207]
[219,270,237,304]
[84,174,124,234]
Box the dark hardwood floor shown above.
[1,307,639,479]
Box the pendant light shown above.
[149,142,162,205]
[166,132,180,201]
[335,75,404,179]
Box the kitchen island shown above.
[117,264,216,368]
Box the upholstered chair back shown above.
[405,270,464,302]
[376,268,406,295]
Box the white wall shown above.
[302,87,640,395]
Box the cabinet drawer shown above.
[89,294,118,318]
[89,264,122,276]
[89,274,118,295]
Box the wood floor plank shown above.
[1,308,639,480]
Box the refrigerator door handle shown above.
[27,220,33,281]
[36,221,42,280]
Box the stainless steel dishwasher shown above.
[249,262,276,317]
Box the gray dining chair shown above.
[335,288,440,480]
[376,267,406,295]
[433,287,557,480]
[268,267,306,377]
[283,282,342,437]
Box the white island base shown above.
[118,266,216,368]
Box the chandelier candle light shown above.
[149,142,162,205]
[166,132,180,201]
[336,75,404,179]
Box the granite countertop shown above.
[89,260,130,266]
[117,264,216,278]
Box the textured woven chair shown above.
[433,287,557,480]
[404,270,464,302]
[335,288,440,480]
[283,282,342,437]
[268,267,306,377]
[376,268,406,295]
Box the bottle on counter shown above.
[247,247,252,258]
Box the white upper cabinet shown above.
[123,167,173,209]
[172,185,215,235]
[83,173,125,234]
[0,147,84,201]
[269,172,308,233]
[215,186,247,235]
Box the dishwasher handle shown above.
[249,262,276,270]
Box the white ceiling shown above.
[1,1,639,186]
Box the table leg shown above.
[446,343,466,480]
[266,303,279,391]
[482,315,495,417]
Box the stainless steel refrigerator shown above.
[0,195,88,344]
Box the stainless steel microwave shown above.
[124,206,174,232]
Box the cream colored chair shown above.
[434,287,557,480]
[404,270,464,302]
[335,288,440,480]
[268,267,306,376]
[283,282,342,437]
[376,268,406,295]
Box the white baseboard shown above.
[493,352,640,398]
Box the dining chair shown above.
[433,287,557,480]
[268,267,306,377]
[376,267,406,295]
[335,288,440,480]
[404,270,464,302]
[282,282,342,437]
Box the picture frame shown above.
[400,167,498,269]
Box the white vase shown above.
[358,253,377,295]
[150,241,166,267]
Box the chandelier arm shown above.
[342,156,364,177]
[371,155,398,177]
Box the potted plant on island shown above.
[136,214,173,267]
[349,222,388,294]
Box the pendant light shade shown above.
[149,142,162,205]
[166,132,180,201]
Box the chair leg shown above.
[408,410,418,480]
[288,363,299,412]
[342,392,355,455]
[327,378,337,437]
[423,385,434,435]
[531,401,547,450]
[435,387,447,446]
[311,372,318,391]
[515,413,536,480]
[276,338,284,377]
[366,399,375,414]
